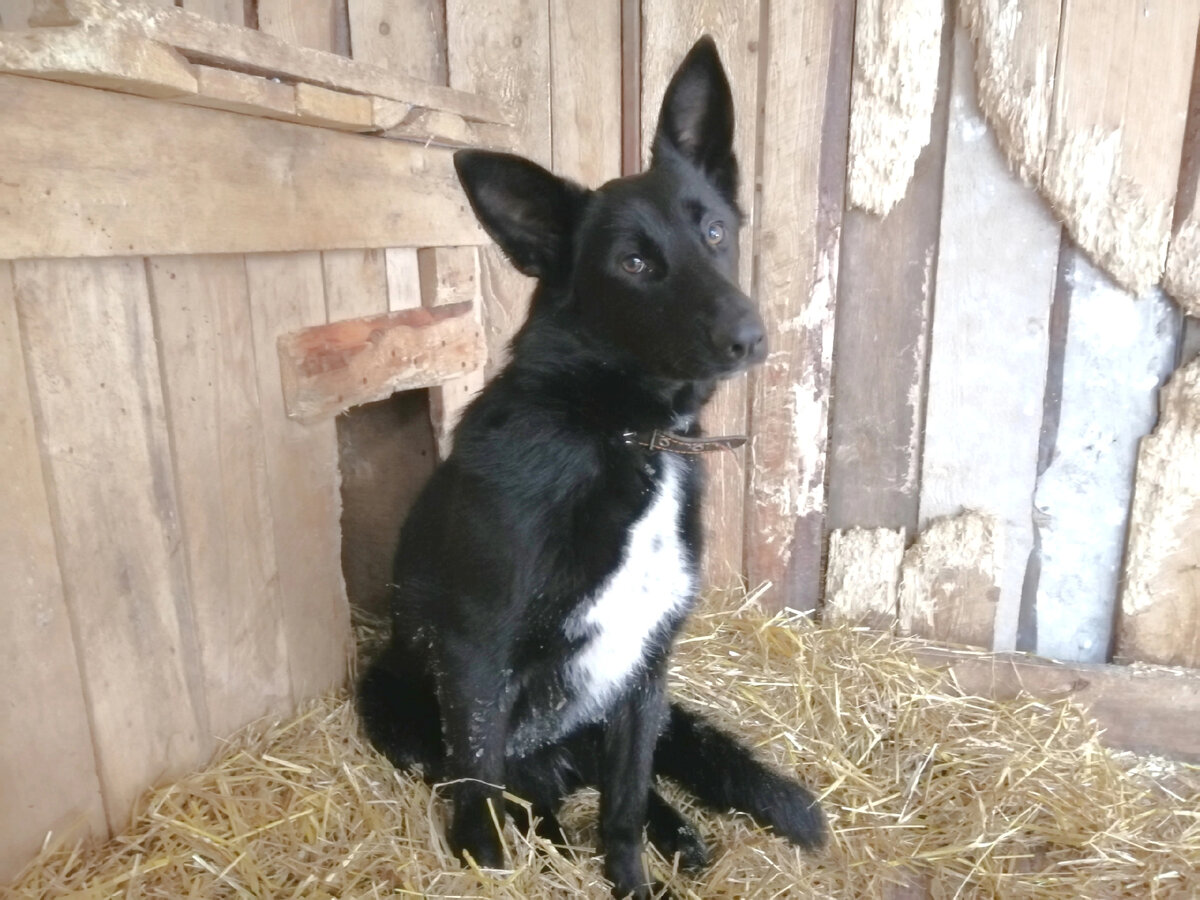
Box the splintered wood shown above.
[1118,356,1200,668]
[278,303,485,422]
[846,0,944,215]
[961,0,1200,295]
[899,511,1001,648]
[825,528,905,629]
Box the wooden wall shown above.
[3,0,1200,883]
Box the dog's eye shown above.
[621,255,648,275]
[705,222,726,246]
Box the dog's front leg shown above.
[435,634,514,870]
[600,670,668,899]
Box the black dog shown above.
[359,36,824,899]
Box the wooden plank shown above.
[181,63,296,118]
[257,0,339,54]
[15,257,210,830]
[372,99,516,149]
[417,246,478,309]
[322,248,390,321]
[385,247,422,311]
[845,0,944,216]
[1032,247,1179,663]
[278,302,485,422]
[447,0,550,377]
[916,26,1060,652]
[549,0,621,186]
[0,262,106,882]
[824,527,905,630]
[179,0,243,26]
[1041,0,1200,294]
[1117,355,1200,667]
[641,0,761,593]
[914,645,1200,763]
[147,256,293,737]
[0,0,35,29]
[139,2,505,122]
[745,0,852,611]
[245,253,351,700]
[0,75,486,260]
[959,0,1060,183]
[826,14,951,537]
[293,81,374,131]
[1164,25,1200,318]
[347,0,446,84]
[898,510,1000,648]
[620,0,640,177]
[0,24,199,98]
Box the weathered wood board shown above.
[746,0,852,611]
[1041,0,1200,295]
[257,0,341,54]
[640,0,760,593]
[245,253,351,700]
[279,302,485,422]
[321,248,390,321]
[1164,27,1200,318]
[898,510,1000,648]
[0,261,106,882]
[824,527,905,629]
[0,75,486,259]
[1117,355,1200,668]
[827,13,951,537]
[916,646,1200,763]
[917,26,1060,652]
[447,0,549,376]
[348,0,446,84]
[14,257,210,830]
[1033,249,1179,663]
[147,255,293,736]
[179,0,242,26]
[845,0,944,216]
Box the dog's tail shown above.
[654,703,826,850]
[357,644,444,777]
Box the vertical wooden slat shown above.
[620,0,642,178]
[0,261,106,881]
[15,257,210,830]
[640,0,761,593]
[1164,25,1200,318]
[826,11,952,537]
[257,0,343,54]
[447,0,551,376]
[245,252,351,699]
[745,0,852,611]
[385,247,422,311]
[916,26,1061,651]
[322,249,390,321]
[347,0,447,83]
[549,1,621,186]
[0,0,34,28]
[147,255,293,737]
[179,0,244,25]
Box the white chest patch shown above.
[565,454,696,720]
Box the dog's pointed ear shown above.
[651,35,737,203]
[453,150,586,281]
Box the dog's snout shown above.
[716,310,766,365]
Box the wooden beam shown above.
[913,645,1200,763]
[278,302,485,423]
[746,0,852,611]
[0,74,486,259]
[293,80,374,131]
[0,262,106,882]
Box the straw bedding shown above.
[8,599,1199,899]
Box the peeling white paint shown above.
[825,527,906,626]
[1034,255,1178,662]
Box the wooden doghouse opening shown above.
[336,390,437,619]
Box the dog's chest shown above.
[564,453,696,714]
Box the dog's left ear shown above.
[651,35,737,204]
[454,150,586,282]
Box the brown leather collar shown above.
[624,429,748,455]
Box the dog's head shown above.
[454,36,765,384]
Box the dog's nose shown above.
[720,315,766,363]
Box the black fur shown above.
[358,36,824,899]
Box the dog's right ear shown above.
[453,150,586,281]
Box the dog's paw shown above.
[646,796,709,871]
[448,809,506,870]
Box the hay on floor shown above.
[8,602,1200,899]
